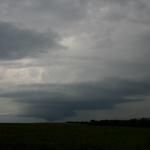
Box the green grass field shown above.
[0,123,150,150]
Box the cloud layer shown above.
[0,0,150,122]
[0,78,150,121]
[0,22,61,60]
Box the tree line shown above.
[67,118,150,127]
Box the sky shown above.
[0,0,150,122]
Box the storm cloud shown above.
[0,0,150,122]
[0,78,150,121]
[0,22,61,60]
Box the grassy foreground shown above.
[0,123,150,150]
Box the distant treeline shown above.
[67,118,150,127]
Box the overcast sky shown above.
[0,0,150,122]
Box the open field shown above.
[0,123,150,150]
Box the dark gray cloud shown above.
[0,22,61,60]
[1,78,150,121]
